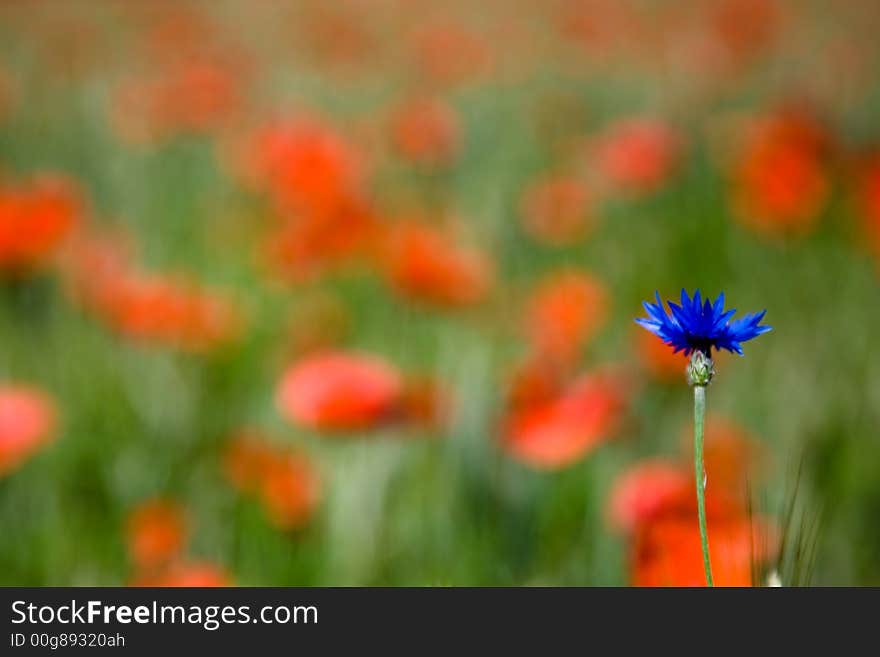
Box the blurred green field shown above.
[1,0,879,586]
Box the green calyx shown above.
[687,350,714,387]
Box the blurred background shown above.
[1,0,879,586]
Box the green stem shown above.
[694,384,714,587]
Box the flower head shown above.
[524,270,608,365]
[130,561,231,587]
[592,117,681,196]
[0,385,57,477]
[276,351,403,432]
[223,430,321,530]
[502,370,627,470]
[382,221,493,307]
[126,499,187,570]
[635,289,771,356]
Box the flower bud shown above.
[687,350,714,386]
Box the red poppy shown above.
[390,97,460,168]
[611,415,761,525]
[112,52,247,143]
[503,371,627,470]
[0,175,82,272]
[223,430,322,530]
[633,515,777,587]
[300,5,378,71]
[126,499,187,570]
[276,351,403,432]
[607,460,691,533]
[237,116,365,218]
[223,430,277,495]
[710,0,783,67]
[684,416,764,502]
[592,118,680,195]
[731,109,830,237]
[235,116,379,283]
[141,6,218,66]
[0,385,57,477]
[261,194,379,283]
[524,270,608,365]
[612,414,775,585]
[506,358,567,410]
[63,232,241,351]
[100,273,241,352]
[412,22,493,88]
[130,561,231,587]
[259,452,321,531]
[382,222,493,307]
[855,154,880,257]
[520,175,593,246]
[157,59,243,130]
[559,2,635,57]
[62,231,132,314]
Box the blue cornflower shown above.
[636,289,771,356]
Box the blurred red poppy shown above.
[63,232,241,351]
[524,270,608,365]
[300,5,379,71]
[223,430,277,496]
[390,97,460,168]
[503,371,627,470]
[412,22,493,88]
[224,431,321,530]
[592,118,680,195]
[612,415,762,523]
[130,561,231,587]
[710,0,783,67]
[126,499,187,570]
[237,116,365,218]
[559,1,635,57]
[506,358,567,410]
[235,115,380,283]
[608,460,691,533]
[112,53,247,143]
[276,351,403,432]
[520,175,593,246]
[731,109,831,237]
[684,416,764,503]
[0,175,82,272]
[633,515,777,587]
[612,414,774,585]
[259,452,321,531]
[141,6,219,66]
[261,194,379,283]
[382,222,493,307]
[100,273,241,352]
[855,154,880,257]
[0,385,57,477]
[62,231,132,313]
